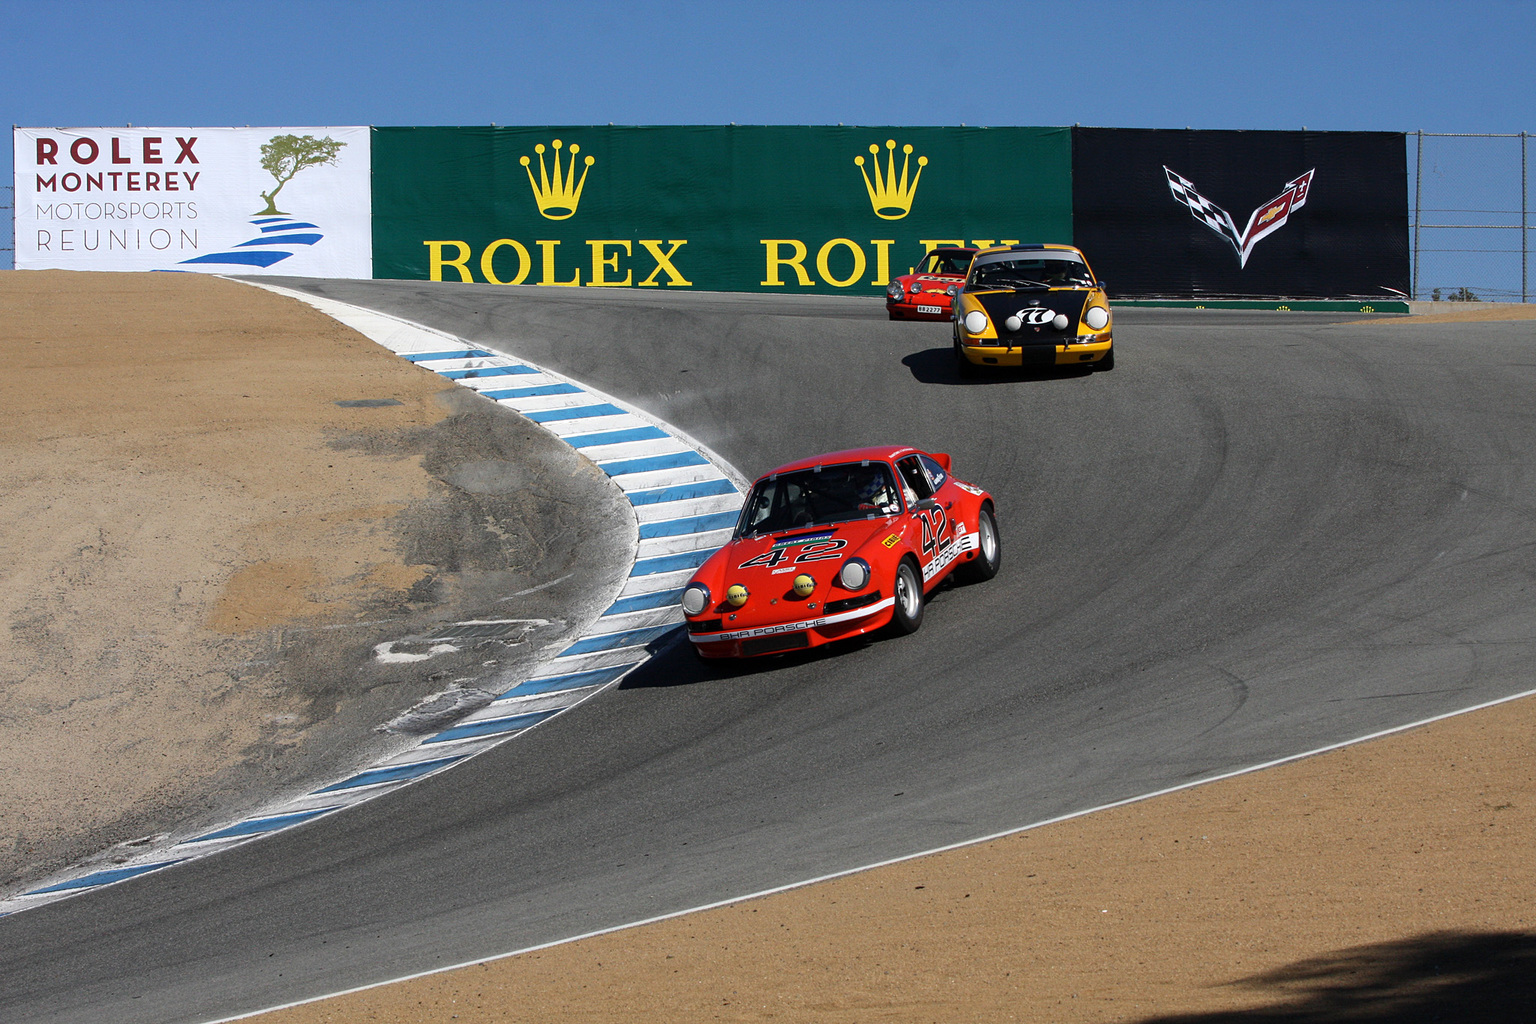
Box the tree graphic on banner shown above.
[256,135,345,215]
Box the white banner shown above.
[13,126,371,277]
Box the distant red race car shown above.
[885,247,978,321]
[680,446,1000,659]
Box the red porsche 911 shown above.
[680,445,999,659]
[884,247,978,321]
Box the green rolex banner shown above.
[370,126,1072,292]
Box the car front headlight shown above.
[886,281,904,301]
[909,282,923,294]
[1084,305,1109,330]
[838,558,871,591]
[680,583,710,616]
[964,310,989,335]
[946,284,959,296]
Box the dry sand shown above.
[2,274,1531,1021]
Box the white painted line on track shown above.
[198,683,1536,1024]
[0,285,746,917]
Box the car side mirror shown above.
[1097,280,1108,292]
[912,498,939,512]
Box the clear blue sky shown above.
[5,0,1534,277]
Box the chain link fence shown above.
[1411,132,1530,302]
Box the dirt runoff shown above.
[0,270,633,895]
[4,272,1533,1022]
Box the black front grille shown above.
[825,590,882,615]
[686,618,724,634]
[742,632,810,656]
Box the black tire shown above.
[960,503,1001,583]
[1095,345,1114,371]
[889,558,925,635]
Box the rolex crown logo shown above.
[855,139,927,220]
[520,139,594,221]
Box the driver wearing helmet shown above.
[856,469,895,511]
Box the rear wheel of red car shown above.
[960,503,1001,583]
[889,558,925,635]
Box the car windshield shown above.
[735,462,902,537]
[968,254,1093,290]
[922,250,973,275]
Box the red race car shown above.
[680,446,1000,659]
[884,246,978,321]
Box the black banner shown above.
[1072,128,1409,298]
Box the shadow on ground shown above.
[902,346,1099,385]
[1138,931,1536,1023]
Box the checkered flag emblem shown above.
[1164,166,1315,268]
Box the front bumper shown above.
[887,298,954,321]
[958,335,1112,367]
[687,594,895,658]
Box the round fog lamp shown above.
[792,574,816,598]
[1004,315,1022,332]
[1052,313,1069,330]
[726,584,749,608]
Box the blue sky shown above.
[5,0,1534,283]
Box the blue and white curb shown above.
[0,287,745,917]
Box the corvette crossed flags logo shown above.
[1164,166,1316,267]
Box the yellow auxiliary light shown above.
[726,584,750,608]
[792,574,816,598]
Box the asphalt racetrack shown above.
[4,284,1534,1024]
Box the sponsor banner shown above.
[1071,128,1409,298]
[14,127,371,276]
[370,126,1072,293]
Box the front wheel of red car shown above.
[889,558,925,635]
[960,503,1001,583]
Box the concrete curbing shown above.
[0,285,746,917]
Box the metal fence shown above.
[2,185,12,269]
[1411,132,1530,302]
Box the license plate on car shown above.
[917,304,942,314]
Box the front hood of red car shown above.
[896,274,961,295]
[694,516,899,625]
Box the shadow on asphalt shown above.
[902,346,1100,385]
[1135,931,1536,1024]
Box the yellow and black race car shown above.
[951,244,1113,375]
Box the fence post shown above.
[1522,131,1528,303]
[1413,131,1423,301]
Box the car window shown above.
[918,454,948,490]
[927,250,971,275]
[969,254,1093,289]
[735,462,902,537]
[896,456,935,501]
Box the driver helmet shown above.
[857,473,889,504]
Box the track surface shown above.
[4,285,1533,1024]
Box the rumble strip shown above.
[0,287,747,917]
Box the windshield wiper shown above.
[977,276,1048,289]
